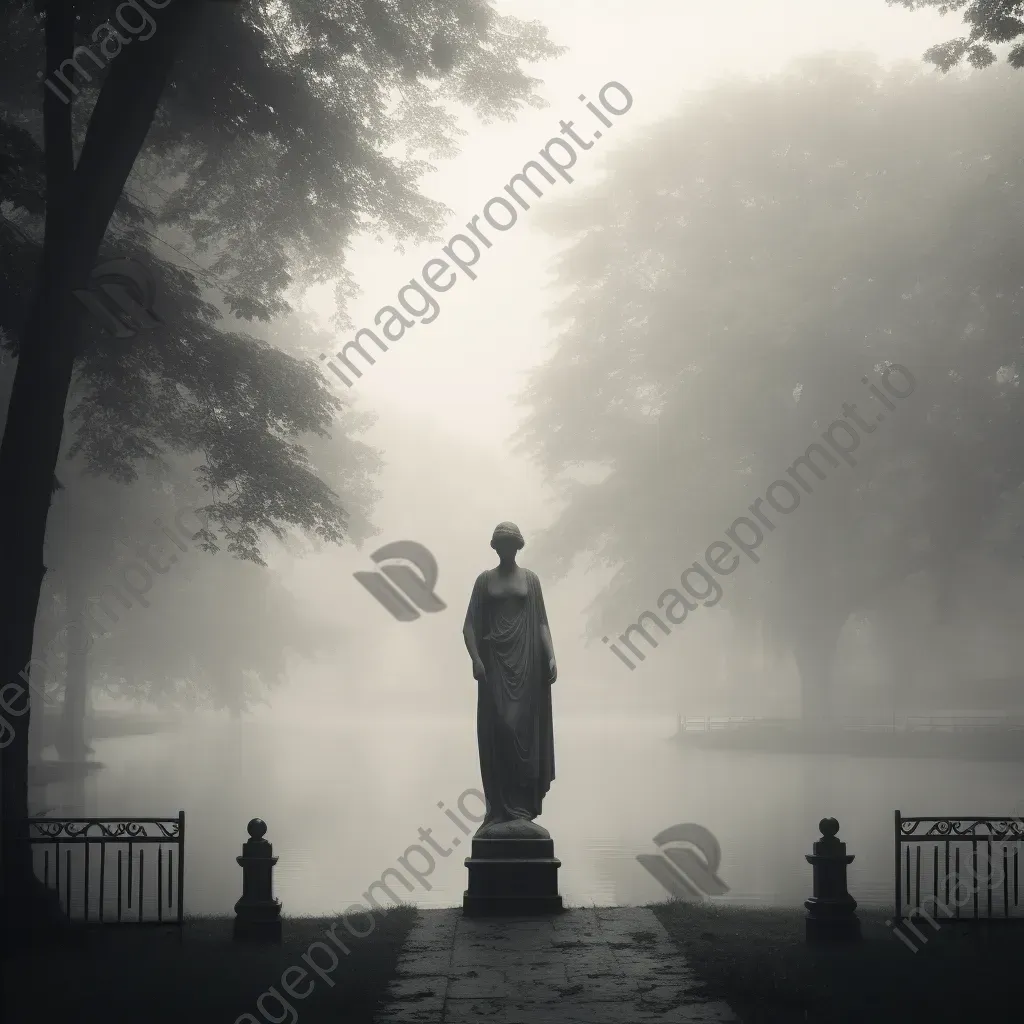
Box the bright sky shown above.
[309,0,949,440]
[284,0,953,711]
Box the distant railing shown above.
[904,716,1024,732]
[678,716,760,733]
[27,814,185,926]
[677,714,1024,734]
[895,811,1024,925]
[677,715,889,732]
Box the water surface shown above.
[65,713,1022,916]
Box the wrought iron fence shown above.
[895,811,1024,925]
[27,813,185,926]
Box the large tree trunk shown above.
[870,610,898,715]
[792,616,845,727]
[56,574,91,816]
[57,576,90,764]
[0,0,204,949]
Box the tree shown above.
[518,55,1024,722]
[41,469,357,766]
[0,0,561,939]
[890,0,1024,70]
[1,187,380,766]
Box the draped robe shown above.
[465,568,555,824]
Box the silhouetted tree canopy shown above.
[0,0,563,860]
[0,0,561,722]
[2,0,563,324]
[892,0,1024,70]
[519,55,1024,715]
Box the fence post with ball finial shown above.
[805,816,860,944]
[233,817,282,942]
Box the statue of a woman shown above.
[463,522,556,838]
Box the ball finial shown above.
[819,817,840,838]
[247,818,268,840]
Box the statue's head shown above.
[490,521,525,558]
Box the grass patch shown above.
[1,906,417,1024]
[653,900,1020,1023]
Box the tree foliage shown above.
[891,0,1024,70]
[2,0,563,325]
[518,55,1024,712]
[1,0,562,712]
[0,0,562,928]
[0,0,562,594]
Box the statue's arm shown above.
[463,573,485,672]
[540,624,554,665]
[534,573,556,681]
[463,618,483,666]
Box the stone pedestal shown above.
[805,817,860,944]
[463,820,563,916]
[234,818,282,942]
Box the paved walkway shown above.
[375,906,738,1023]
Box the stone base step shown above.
[462,892,564,916]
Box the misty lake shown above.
[65,713,1022,917]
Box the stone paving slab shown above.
[375,905,737,1023]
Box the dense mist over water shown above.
[7,0,1024,930]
